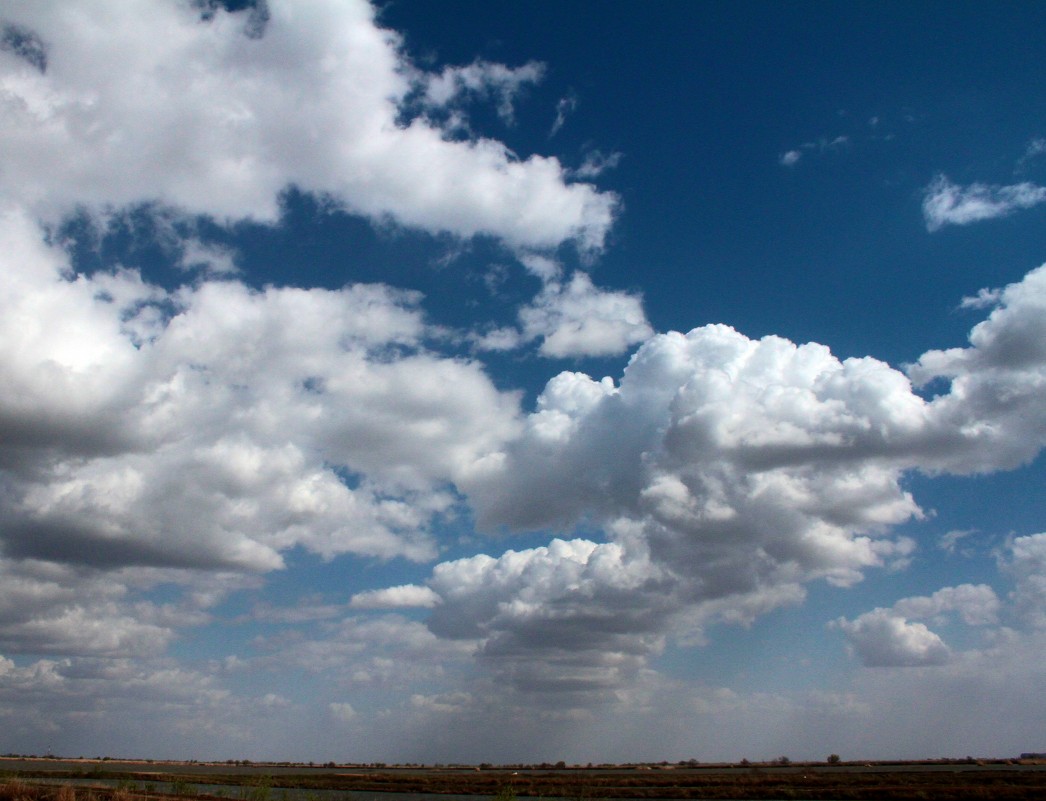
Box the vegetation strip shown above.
[6,765,1046,801]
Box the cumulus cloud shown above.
[834,609,951,667]
[892,584,1000,626]
[4,0,1046,756]
[0,0,615,251]
[434,327,935,692]
[834,581,1002,668]
[907,264,1046,473]
[0,202,525,658]
[519,272,653,358]
[922,174,1046,231]
[426,538,668,698]
[472,265,653,358]
[431,267,1046,696]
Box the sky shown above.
[2,0,1046,765]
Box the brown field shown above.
[4,758,1046,801]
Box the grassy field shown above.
[4,759,1046,801]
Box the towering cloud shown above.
[435,266,1046,696]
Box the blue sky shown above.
[2,0,1046,764]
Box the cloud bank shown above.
[2,0,1046,764]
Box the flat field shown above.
[4,757,1046,801]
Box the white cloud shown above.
[0,560,179,658]
[922,174,1046,231]
[350,585,441,609]
[1017,137,1046,169]
[426,539,666,699]
[937,529,975,555]
[519,253,563,282]
[328,701,357,722]
[410,691,473,714]
[959,287,1003,310]
[472,265,653,358]
[833,609,951,667]
[908,264,1046,474]
[421,59,545,125]
[892,584,1000,626]
[572,150,623,180]
[519,272,653,358]
[0,0,615,251]
[1003,533,1046,628]
[177,238,238,275]
[778,136,849,167]
[833,580,1001,669]
[0,202,527,655]
[441,271,1046,693]
[3,0,1046,758]
[550,93,577,137]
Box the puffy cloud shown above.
[908,264,1046,474]
[468,324,929,548]
[0,204,525,556]
[833,582,1000,668]
[892,584,1000,626]
[779,150,802,167]
[432,329,934,692]
[833,609,951,667]
[0,561,177,658]
[427,538,667,698]
[922,174,1046,231]
[437,270,1046,695]
[519,272,653,358]
[0,203,525,656]
[0,0,615,251]
[473,267,654,358]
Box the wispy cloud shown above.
[550,92,578,137]
[922,174,1046,231]
[778,135,849,168]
